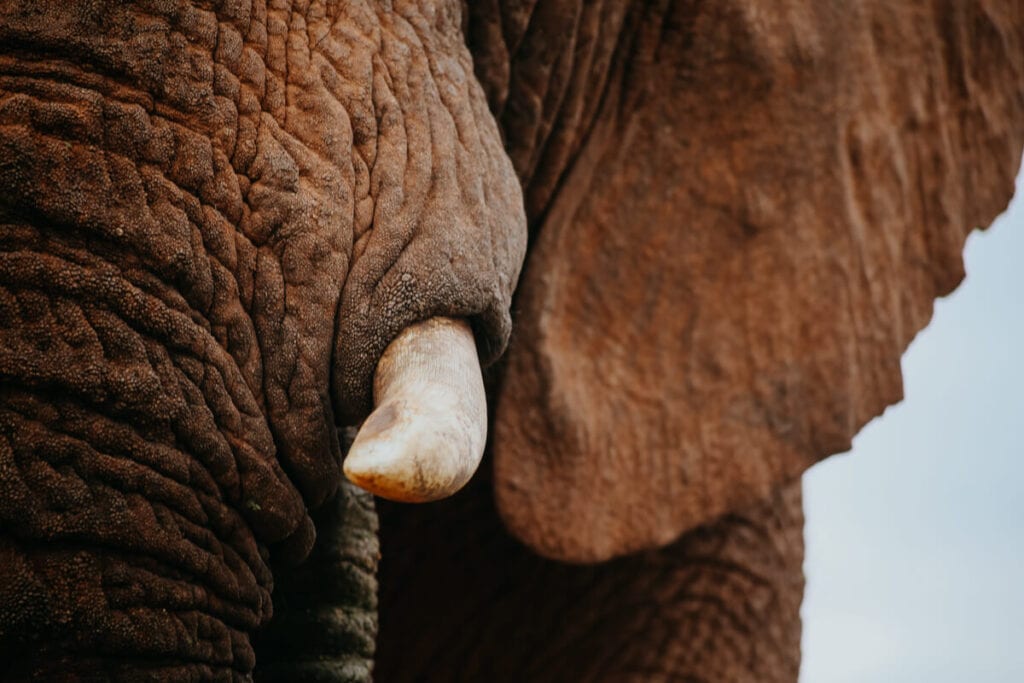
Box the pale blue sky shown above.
[800,169,1024,682]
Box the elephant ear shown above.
[488,0,1024,563]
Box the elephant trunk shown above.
[253,480,379,683]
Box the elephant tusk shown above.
[342,317,487,502]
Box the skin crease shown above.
[0,1,524,679]
[484,0,1024,564]
[0,2,1022,683]
[377,0,1024,681]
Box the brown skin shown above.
[1,0,1023,681]
[253,479,380,683]
[377,472,805,683]
[0,1,523,679]
[377,0,1024,680]
[481,0,1024,564]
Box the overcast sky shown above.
[800,169,1024,682]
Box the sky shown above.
[800,170,1024,682]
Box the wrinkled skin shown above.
[1,1,1023,682]
[380,1,1024,681]
[0,1,523,679]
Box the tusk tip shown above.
[342,447,470,504]
[342,401,476,503]
[342,461,440,504]
[341,316,487,503]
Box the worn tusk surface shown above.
[342,317,488,502]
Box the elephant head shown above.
[1,0,1023,681]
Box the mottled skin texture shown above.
[483,0,1024,563]
[253,480,379,683]
[1,1,1023,682]
[378,0,1024,681]
[0,1,523,679]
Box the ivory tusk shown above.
[342,317,487,502]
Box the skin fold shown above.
[478,0,1024,563]
[379,1,1023,680]
[1,1,1023,681]
[0,1,523,679]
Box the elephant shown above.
[1,0,1022,681]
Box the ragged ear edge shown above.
[491,0,1024,564]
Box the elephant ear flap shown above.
[491,1,1024,564]
[490,143,813,564]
